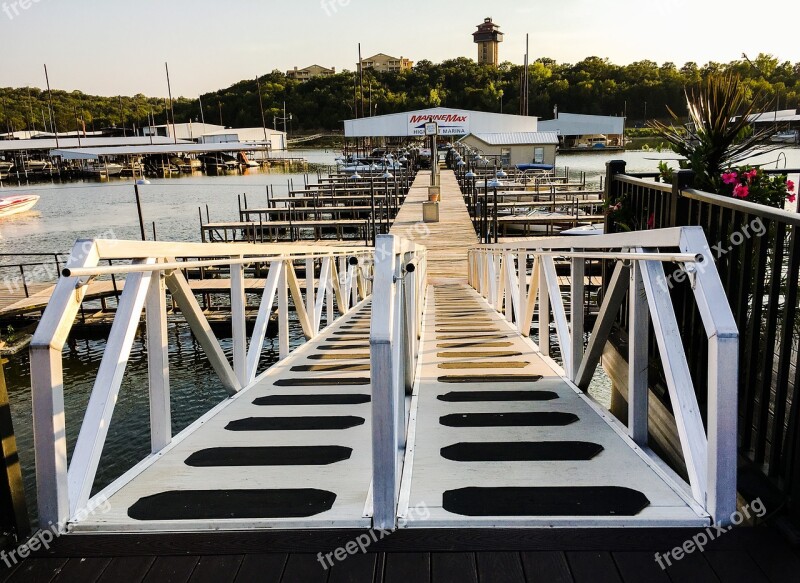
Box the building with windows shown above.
[473,17,503,66]
[359,53,413,73]
[286,65,336,81]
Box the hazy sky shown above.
[1,0,796,97]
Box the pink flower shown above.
[744,169,758,181]
[789,194,797,203]
[788,180,796,193]
[721,172,739,185]
[733,184,749,198]
[647,212,655,229]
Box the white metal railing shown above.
[30,239,373,527]
[468,226,738,526]
[369,234,427,530]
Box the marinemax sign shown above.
[408,113,469,136]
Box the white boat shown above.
[562,223,605,236]
[0,194,39,218]
[770,130,799,144]
[84,162,123,177]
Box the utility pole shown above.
[165,62,177,144]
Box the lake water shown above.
[1,146,798,526]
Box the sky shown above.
[1,0,797,98]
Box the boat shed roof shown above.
[343,107,538,137]
[538,113,625,136]
[746,109,800,123]
[51,142,269,160]
[468,132,559,146]
[0,136,184,153]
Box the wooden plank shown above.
[3,557,68,583]
[188,555,244,583]
[50,557,111,583]
[327,552,378,583]
[611,552,670,583]
[565,552,622,583]
[704,551,769,583]
[233,554,287,583]
[141,556,200,583]
[520,552,572,583]
[660,551,717,583]
[475,552,526,583]
[384,553,430,583]
[431,553,477,583]
[280,554,328,583]
[96,557,156,583]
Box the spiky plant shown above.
[649,74,777,191]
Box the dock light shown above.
[496,169,508,179]
[369,163,379,171]
[399,156,408,163]
[465,170,476,179]
[349,172,362,180]
[488,178,504,188]
[457,160,466,167]
[382,170,394,179]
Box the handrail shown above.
[31,239,374,527]
[370,234,427,530]
[681,187,800,226]
[467,226,738,525]
[615,173,673,193]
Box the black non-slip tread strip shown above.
[307,353,370,360]
[441,441,604,462]
[318,345,370,350]
[436,330,503,335]
[253,394,371,406]
[437,334,511,341]
[128,489,337,521]
[438,362,529,369]
[440,412,579,427]
[273,377,370,386]
[437,351,524,358]
[184,446,353,466]
[437,342,514,348]
[442,486,651,517]
[225,416,365,431]
[437,390,558,402]
[291,363,370,372]
[438,374,543,383]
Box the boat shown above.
[83,162,123,178]
[200,153,239,172]
[561,223,605,236]
[516,163,555,172]
[770,130,799,144]
[0,194,40,218]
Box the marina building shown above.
[538,112,626,150]
[286,64,336,81]
[473,17,503,66]
[459,131,559,167]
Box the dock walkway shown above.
[390,170,477,279]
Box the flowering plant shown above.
[717,166,795,208]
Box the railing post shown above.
[569,257,585,381]
[538,257,550,357]
[628,258,649,445]
[231,259,247,386]
[604,160,626,234]
[371,234,401,530]
[670,170,694,227]
[146,268,171,453]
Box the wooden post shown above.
[0,357,30,540]
[670,170,694,227]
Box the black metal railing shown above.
[0,358,30,545]
[605,160,800,521]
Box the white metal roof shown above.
[538,113,625,136]
[746,109,800,123]
[343,107,538,137]
[468,132,559,145]
[0,136,185,153]
[51,142,269,160]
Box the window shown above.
[501,148,511,166]
[534,147,545,164]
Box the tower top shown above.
[473,17,503,43]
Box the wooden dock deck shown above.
[390,171,477,280]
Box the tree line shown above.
[1,54,797,135]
